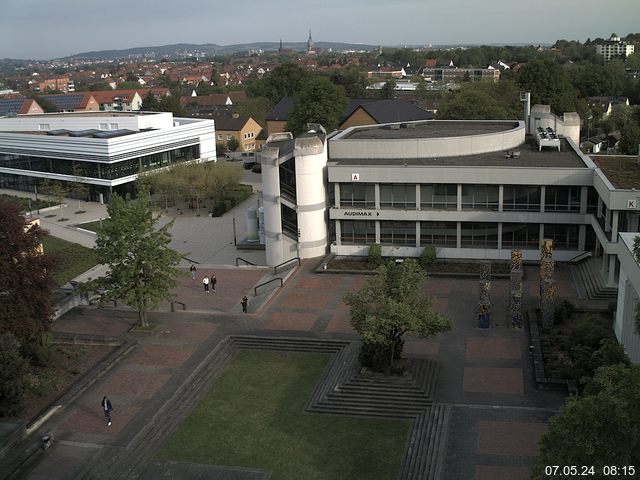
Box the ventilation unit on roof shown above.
[384,124,400,130]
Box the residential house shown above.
[42,93,100,112]
[38,77,74,93]
[213,114,262,152]
[596,34,635,62]
[0,98,44,116]
[587,96,630,118]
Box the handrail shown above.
[568,251,593,263]
[236,257,257,266]
[273,257,301,274]
[170,300,186,312]
[254,277,283,296]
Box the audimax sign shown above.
[342,210,380,217]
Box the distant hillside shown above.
[63,41,380,60]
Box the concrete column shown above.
[578,224,586,251]
[415,184,421,211]
[608,254,616,287]
[457,184,462,211]
[540,186,546,213]
[580,186,588,214]
[334,183,340,208]
[539,224,545,246]
[335,220,341,246]
[415,221,420,248]
[262,151,284,267]
[611,211,619,240]
[375,221,380,244]
[497,223,503,250]
[374,184,380,210]
[597,196,603,218]
[605,208,612,233]
[456,222,462,249]
[498,185,504,213]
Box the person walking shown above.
[211,274,217,293]
[203,276,210,293]
[101,396,113,426]
[190,264,197,280]
[241,295,248,313]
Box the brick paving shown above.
[10,262,586,480]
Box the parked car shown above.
[251,162,262,173]
[242,152,257,169]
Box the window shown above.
[421,221,457,247]
[545,186,581,212]
[340,183,375,208]
[281,204,298,239]
[461,222,499,248]
[109,123,118,130]
[217,134,223,141]
[503,186,540,211]
[380,184,416,209]
[586,187,598,214]
[380,221,416,245]
[502,223,539,248]
[38,124,50,131]
[461,185,499,210]
[279,158,296,200]
[341,220,376,244]
[421,184,456,209]
[544,224,579,250]
[99,123,108,130]
[226,135,232,141]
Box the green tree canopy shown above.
[532,363,640,478]
[517,59,579,114]
[0,333,27,417]
[0,199,54,340]
[380,79,397,99]
[436,79,522,120]
[87,195,183,327]
[344,259,451,371]
[330,65,368,97]
[246,63,311,104]
[286,76,348,135]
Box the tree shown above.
[380,79,397,99]
[532,363,640,479]
[226,136,240,152]
[517,59,579,114]
[69,164,89,213]
[286,76,348,135]
[246,63,310,104]
[0,199,55,340]
[141,91,160,111]
[87,195,183,327]
[436,80,522,120]
[344,259,451,372]
[330,66,368,97]
[0,334,27,417]
[236,96,273,127]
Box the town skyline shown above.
[1,0,639,60]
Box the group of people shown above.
[190,264,249,313]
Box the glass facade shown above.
[545,186,581,212]
[281,204,298,239]
[420,184,457,210]
[502,223,539,249]
[380,184,416,209]
[340,183,375,208]
[420,221,457,247]
[341,220,376,244]
[0,144,199,181]
[544,224,579,250]
[380,221,416,245]
[461,185,499,211]
[461,222,499,247]
[503,186,541,211]
[279,158,296,201]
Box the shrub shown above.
[574,314,612,350]
[359,339,405,373]
[554,300,576,325]
[21,332,53,367]
[419,245,437,269]
[0,334,27,417]
[368,244,382,268]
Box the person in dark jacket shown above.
[241,295,248,313]
[102,396,113,426]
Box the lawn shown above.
[157,350,410,480]
[0,193,49,212]
[41,235,99,286]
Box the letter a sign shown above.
[351,173,360,181]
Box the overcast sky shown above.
[1,0,639,60]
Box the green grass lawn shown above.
[157,350,410,480]
[41,235,99,286]
[0,193,50,212]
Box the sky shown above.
[0,0,639,60]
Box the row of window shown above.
[337,183,596,213]
[339,221,581,250]
[0,145,199,180]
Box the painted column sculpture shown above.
[539,239,556,327]
[510,250,524,329]
[478,262,491,328]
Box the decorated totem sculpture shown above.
[539,239,556,328]
[509,249,524,329]
[478,262,491,328]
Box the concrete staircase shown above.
[571,258,618,300]
[399,404,451,480]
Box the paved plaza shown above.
[0,186,591,479]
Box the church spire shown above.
[278,38,283,53]
[307,29,314,53]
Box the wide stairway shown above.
[571,257,618,300]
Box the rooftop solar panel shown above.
[0,98,26,116]
[43,94,85,110]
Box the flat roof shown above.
[342,120,519,140]
[592,155,640,189]
[8,112,153,119]
[330,137,586,168]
